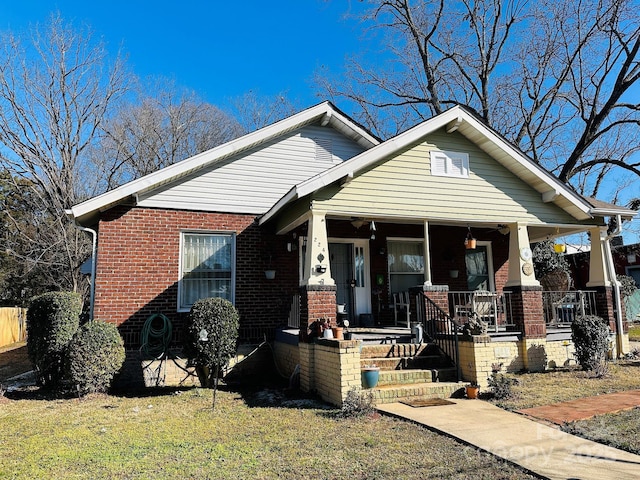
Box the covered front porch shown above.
[260,106,635,405]
[280,214,622,343]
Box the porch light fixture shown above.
[370,220,376,240]
[464,227,476,249]
[351,218,366,229]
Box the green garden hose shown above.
[140,313,172,359]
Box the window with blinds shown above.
[179,232,235,310]
[387,239,424,293]
[430,150,469,178]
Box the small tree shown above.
[571,315,610,372]
[27,291,82,387]
[187,297,239,408]
[66,320,125,396]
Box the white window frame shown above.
[430,150,469,178]
[387,237,425,294]
[177,231,236,312]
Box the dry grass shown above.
[0,385,538,480]
[562,408,640,454]
[628,324,640,341]
[491,360,640,411]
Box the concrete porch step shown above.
[369,381,463,405]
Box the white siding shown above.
[313,129,578,225]
[137,125,365,214]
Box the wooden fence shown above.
[0,307,27,348]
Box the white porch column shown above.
[423,220,432,286]
[586,226,612,287]
[302,211,334,286]
[505,222,540,288]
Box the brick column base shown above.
[299,285,337,342]
[592,286,618,331]
[504,285,545,338]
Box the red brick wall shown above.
[95,206,299,347]
[299,286,337,341]
[504,286,545,338]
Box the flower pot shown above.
[264,269,276,280]
[466,385,480,399]
[332,327,343,340]
[449,269,459,278]
[361,368,380,389]
[465,238,477,249]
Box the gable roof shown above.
[260,105,636,225]
[67,102,380,226]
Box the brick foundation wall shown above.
[95,206,299,348]
[273,341,299,378]
[298,338,361,406]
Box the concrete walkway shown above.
[378,399,640,480]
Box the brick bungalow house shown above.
[67,102,636,403]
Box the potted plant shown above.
[361,364,380,389]
[465,381,480,399]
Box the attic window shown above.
[315,138,333,163]
[430,150,469,178]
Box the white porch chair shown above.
[471,290,498,331]
[393,291,411,328]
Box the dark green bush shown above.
[571,315,610,371]
[27,291,82,387]
[187,297,240,387]
[66,320,125,395]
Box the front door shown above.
[465,241,495,291]
[329,240,371,322]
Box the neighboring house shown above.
[67,102,636,397]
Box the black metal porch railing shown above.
[287,293,301,329]
[541,290,597,327]
[414,291,461,382]
[448,291,515,333]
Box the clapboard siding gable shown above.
[137,126,365,214]
[313,128,577,225]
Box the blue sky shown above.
[0,1,366,108]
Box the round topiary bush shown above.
[27,291,83,387]
[187,297,239,388]
[66,320,125,395]
[571,315,610,371]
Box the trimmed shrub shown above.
[338,387,376,418]
[187,297,240,388]
[571,315,610,371]
[27,291,82,387]
[66,320,125,395]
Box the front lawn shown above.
[0,386,537,480]
[491,361,640,411]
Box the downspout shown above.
[72,223,97,322]
[604,215,624,356]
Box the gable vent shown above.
[315,138,333,163]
